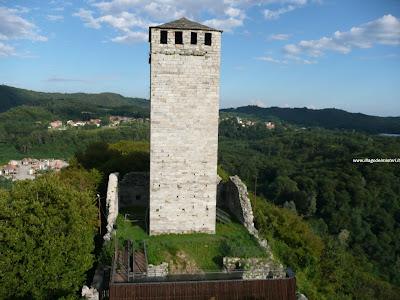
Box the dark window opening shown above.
[191,32,197,45]
[175,31,183,44]
[160,30,168,44]
[205,32,212,46]
[136,195,141,200]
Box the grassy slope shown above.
[115,214,266,271]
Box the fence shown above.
[109,277,296,300]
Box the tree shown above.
[0,172,98,299]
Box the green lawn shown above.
[115,213,267,271]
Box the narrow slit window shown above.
[191,32,197,45]
[160,30,168,44]
[205,32,212,46]
[175,31,183,44]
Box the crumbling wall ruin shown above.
[104,173,119,241]
[217,175,268,249]
[119,172,149,208]
[223,257,286,280]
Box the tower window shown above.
[160,30,168,44]
[191,32,197,45]
[175,31,183,44]
[205,32,212,46]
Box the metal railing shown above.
[143,240,149,274]
[127,240,133,282]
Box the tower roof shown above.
[150,17,222,32]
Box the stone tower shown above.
[148,18,222,235]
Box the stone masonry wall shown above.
[147,262,169,278]
[149,28,221,234]
[217,175,289,280]
[119,172,149,208]
[223,257,286,280]
[104,172,119,241]
[218,175,269,249]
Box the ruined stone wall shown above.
[223,257,286,280]
[119,172,149,208]
[218,176,269,249]
[149,28,221,235]
[147,262,169,278]
[104,173,119,241]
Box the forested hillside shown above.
[221,105,400,134]
[0,86,150,163]
[0,85,149,118]
[218,118,400,298]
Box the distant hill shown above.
[221,105,400,134]
[2,85,399,134]
[0,85,149,118]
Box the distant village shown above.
[0,158,69,181]
[48,115,150,130]
[222,116,276,129]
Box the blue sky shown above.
[0,0,399,116]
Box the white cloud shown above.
[251,99,267,107]
[283,44,301,55]
[13,5,30,14]
[74,0,250,41]
[97,12,149,31]
[225,7,241,18]
[264,5,297,20]
[204,17,244,32]
[0,6,47,41]
[47,14,64,21]
[204,6,245,32]
[0,6,47,58]
[269,33,291,40]
[263,0,309,20]
[256,55,288,64]
[284,14,400,58]
[73,0,319,42]
[262,0,307,4]
[142,2,185,20]
[257,54,315,64]
[0,42,15,57]
[73,8,150,43]
[73,8,101,29]
[111,31,148,43]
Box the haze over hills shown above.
[1,85,399,134]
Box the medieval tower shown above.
[148,18,222,235]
